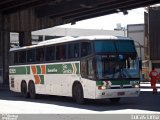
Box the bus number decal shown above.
[9,68,16,74]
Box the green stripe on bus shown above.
[75,63,79,74]
[96,81,104,86]
[111,80,131,85]
[9,66,27,75]
[26,66,30,74]
[96,80,139,86]
[39,75,44,84]
[9,62,80,75]
[36,66,41,74]
[46,63,80,74]
[46,64,62,74]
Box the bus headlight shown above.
[98,86,106,90]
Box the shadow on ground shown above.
[0,89,160,112]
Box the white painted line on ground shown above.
[140,84,160,87]
[140,88,160,92]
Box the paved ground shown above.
[0,83,160,114]
[140,83,160,91]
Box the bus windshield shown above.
[95,55,140,80]
[94,40,136,53]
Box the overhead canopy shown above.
[1,0,160,23]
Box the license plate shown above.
[117,92,125,96]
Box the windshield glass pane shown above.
[94,40,136,53]
[115,40,136,52]
[95,41,116,52]
[96,55,140,80]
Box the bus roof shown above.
[10,35,132,51]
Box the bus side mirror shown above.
[139,59,142,70]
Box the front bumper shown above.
[95,88,140,99]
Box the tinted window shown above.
[81,42,92,57]
[45,46,55,61]
[94,41,116,52]
[27,49,35,63]
[36,48,44,62]
[14,51,26,64]
[14,52,18,64]
[68,43,79,59]
[19,51,26,63]
[56,45,66,60]
[10,52,14,65]
[115,40,136,52]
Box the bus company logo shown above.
[47,68,57,73]
[63,64,72,74]
[63,64,68,70]
[9,68,16,74]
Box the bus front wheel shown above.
[109,98,120,103]
[73,83,85,104]
[28,81,36,99]
[21,81,29,98]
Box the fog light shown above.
[132,84,140,88]
[134,84,140,88]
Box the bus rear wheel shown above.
[73,83,85,104]
[21,81,29,98]
[109,98,120,103]
[28,81,36,99]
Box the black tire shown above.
[110,98,120,103]
[28,81,36,99]
[21,81,29,98]
[73,83,85,104]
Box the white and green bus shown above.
[9,35,141,104]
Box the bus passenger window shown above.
[68,44,74,59]
[74,43,79,58]
[14,51,26,64]
[56,45,66,60]
[81,42,92,57]
[14,52,19,64]
[68,43,79,59]
[45,46,55,61]
[19,51,26,63]
[36,48,44,62]
[27,49,35,63]
[10,52,14,65]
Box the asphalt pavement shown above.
[0,83,160,120]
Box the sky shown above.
[58,7,146,30]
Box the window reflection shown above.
[96,55,139,80]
